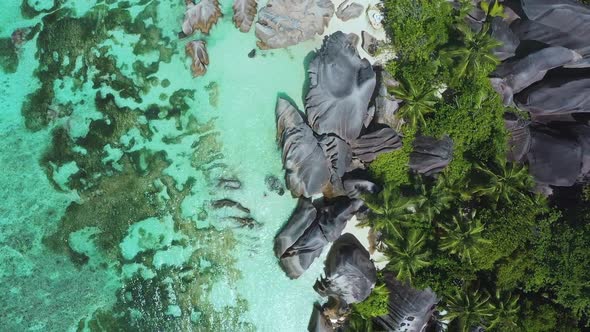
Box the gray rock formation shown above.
[308,303,334,332]
[233,0,258,33]
[185,40,209,77]
[343,178,379,199]
[255,0,334,49]
[336,1,364,22]
[490,16,520,61]
[361,30,379,56]
[504,113,531,162]
[276,98,335,198]
[374,272,438,332]
[409,135,453,176]
[275,198,364,279]
[515,76,590,116]
[494,47,581,95]
[351,128,402,164]
[314,233,376,304]
[306,32,376,142]
[527,126,582,186]
[182,0,222,35]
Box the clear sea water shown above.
[0,0,335,330]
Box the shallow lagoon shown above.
[0,0,340,330]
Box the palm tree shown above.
[383,227,431,284]
[473,157,533,204]
[362,184,425,238]
[389,78,438,128]
[439,211,491,264]
[444,287,494,332]
[488,290,520,330]
[414,174,472,221]
[441,23,501,81]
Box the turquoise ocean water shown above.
[0,0,330,330]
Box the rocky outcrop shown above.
[314,233,376,304]
[409,135,453,176]
[361,30,379,56]
[275,198,364,279]
[255,0,334,49]
[515,76,590,116]
[306,32,376,142]
[493,47,581,98]
[336,1,364,22]
[182,0,222,35]
[351,128,402,164]
[233,0,257,33]
[374,272,438,332]
[505,116,590,186]
[185,40,209,77]
[490,17,520,61]
[276,97,340,198]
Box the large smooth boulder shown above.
[361,30,379,56]
[511,19,590,57]
[515,76,590,116]
[185,40,209,77]
[409,135,453,176]
[336,1,364,22]
[275,198,364,279]
[276,98,335,198]
[233,0,258,33]
[306,32,376,142]
[255,0,334,49]
[527,125,582,186]
[494,46,581,95]
[374,272,438,332]
[491,16,520,61]
[182,0,222,35]
[314,233,376,304]
[350,128,402,164]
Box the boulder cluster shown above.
[483,0,590,188]
[274,31,402,279]
[274,31,410,331]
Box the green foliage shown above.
[389,78,439,128]
[444,287,494,332]
[383,227,431,284]
[488,290,520,330]
[473,157,534,204]
[352,283,390,319]
[439,211,491,264]
[383,0,452,63]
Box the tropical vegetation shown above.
[351,0,590,330]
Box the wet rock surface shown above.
[185,40,209,77]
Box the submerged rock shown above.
[211,198,250,214]
[306,32,376,142]
[185,40,209,77]
[374,272,438,332]
[314,233,376,304]
[255,0,334,49]
[233,0,258,33]
[409,135,453,176]
[336,1,364,22]
[265,175,285,196]
[182,0,222,35]
[275,97,335,198]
